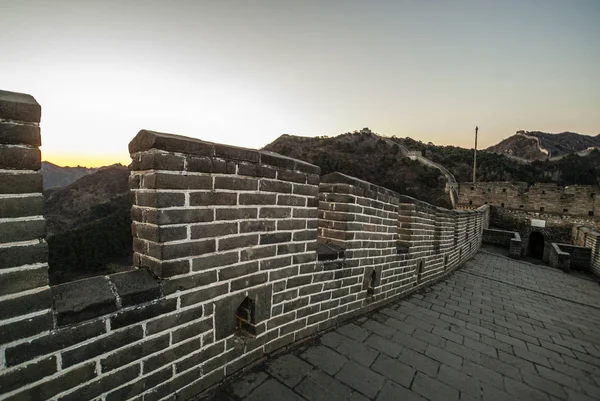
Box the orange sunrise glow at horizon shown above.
[3,0,598,168]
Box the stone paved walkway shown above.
[204,251,600,401]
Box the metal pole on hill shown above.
[473,126,478,183]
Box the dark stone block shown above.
[0,90,41,123]
[0,287,51,320]
[230,272,268,291]
[215,144,260,163]
[5,319,106,366]
[101,333,170,373]
[174,341,224,373]
[0,195,43,219]
[145,304,203,335]
[171,318,212,343]
[192,251,239,271]
[136,192,185,208]
[216,207,258,221]
[142,172,212,190]
[0,173,42,195]
[214,284,272,340]
[214,176,258,191]
[0,218,46,243]
[180,282,229,307]
[106,366,172,401]
[0,311,53,344]
[218,234,259,252]
[129,130,216,157]
[189,192,236,206]
[219,261,259,281]
[0,147,40,170]
[163,270,217,295]
[52,276,117,326]
[317,243,345,261]
[0,264,48,295]
[130,151,185,171]
[57,364,141,401]
[110,298,177,330]
[109,269,161,306]
[61,325,144,368]
[0,121,41,145]
[239,193,277,205]
[260,232,291,245]
[152,239,216,260]
[0,356,56,395]
[3,363,95,401]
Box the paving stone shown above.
[335,361,385,398]
[481,382,515,401]
[376,380,426,401]
[229,371,269,398]
[384,317,417,335]
[437,364,481,398]
[535,365,581,390]
[521,371,568,400]
[321,331,346,348]
[414,328,447,348]
[504,376,550,401]
[391,331,427,353]
[335,337,379,367]
[300,345,348,375]
[362,319,396,339]
[424,344,463,369]
[398,348,439,376]
[371,353,415,387]
[463,337,498,358]
[337,323,370,342]
[412,372,459,401]
[266,354,313,388]
[432,327,464,344]
[365,334,402,358]
[479,354,522,381]
[245,379,304,401]
[445,341,483,364]
[294,369,352,401]
[462,360,504,389]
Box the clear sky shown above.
[1,0,599,167]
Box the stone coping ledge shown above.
[51,268,160,327]
[129,130,320,175]
[321,172,400,199]
[0,90,41,123]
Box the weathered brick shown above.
[136,192,185,208]
[143,172,212,189]
[57,364,141,401]
[259,207,292,218]
[106,366,172,401]
[214,176,258,191]
[0,90,41,123]
[149,239,215,260]
[189,192,236,206]
[175,342,225,373]
[172,318,212,343]
[52,276,117,326]
[132,207,213,224]
[0,218,45,244]
[239,193,277,205]
[277,170,306,183]
[260,180,292,193]
[219,261,259,280]
[110,298,177,329]
[61,325,144,368]
[278,195,306,206]
[163,270,218,294]
[192,251,239,271]
[277,219,306,230]
[215,144,259,163]
[0,146,41,170]
[3,363,95,401]
[5,319,106,366]
[143,337,200,373]
[0,174,42,195]
[216,207,258,220]
[191,222,238,239]
[239,220,276,233]
[132,223,187,242]
[0,287,51,320]
[240,245,277,261]
[230,271,268,291]
[260,232,292,245]
[260,256,292,270]
[0,356,56,395]
[101,333,170,372]
[218,234,259,251]
[146,305,203,335]
[0,121,40,145]
[0,264,48,295]
[180,283,229,307]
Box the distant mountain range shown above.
[486,131,600,162]
[41,161,97,190]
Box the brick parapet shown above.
[0,100,490,400]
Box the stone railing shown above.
[482,228,522,258]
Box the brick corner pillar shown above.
[0,90,53,353]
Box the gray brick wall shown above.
[0,93,490,401]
